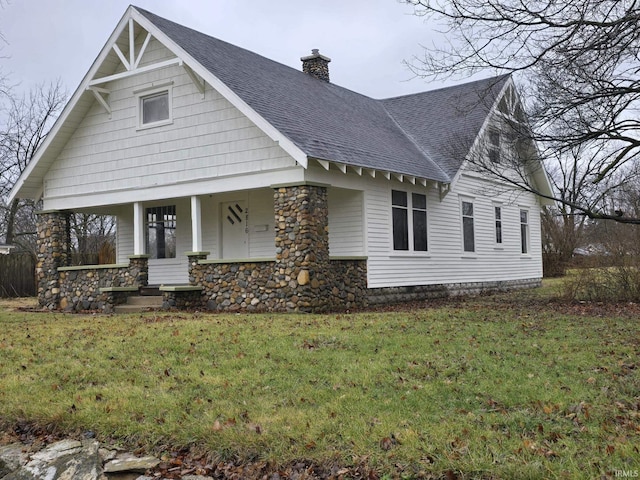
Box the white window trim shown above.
[135,83,173,130]
[390,189,430,256]
[460,196,476,255]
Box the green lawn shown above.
[0,283,638,479]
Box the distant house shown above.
[8,6,553,312]
[0,244,14,255]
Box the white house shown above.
[8,6,553,312]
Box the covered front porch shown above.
[36,184,368,313]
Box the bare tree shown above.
[405,0,640,223]
[539,145,621,274]
[0,81,66,251]
[69,213,116,264]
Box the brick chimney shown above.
[301,49,331,82]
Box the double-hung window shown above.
[461,200,475,253]
[520,209,529,254]
[392,190,427,252]
[494,206,503,245]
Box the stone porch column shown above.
[36,211,71,310]
[273,183,331,312]
[127,255,150,287]
[187,251,209,285]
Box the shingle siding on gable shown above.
[43,37,298,208]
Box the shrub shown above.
[563,260,640,302]
[542,252,567,277]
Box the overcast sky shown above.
[0,0,468,101]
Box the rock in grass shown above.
[103,453,160,473]
[0,444,28,475]
[4,440,100,480]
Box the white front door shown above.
[221,200,248,258]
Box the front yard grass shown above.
[0,284,638,479]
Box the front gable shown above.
[43,35,299,210]
[9,6,308,207]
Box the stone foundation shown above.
[367,278,542,305]
[328,258,368,310]
[193,260,275,311]
[161,286,205,309]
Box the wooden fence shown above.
[0,252,36,297]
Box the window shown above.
[488,130,500,163]
[520,209,529,254]
[412,193,428,251]
[135,84,173,129]
[392,190,427,252]
[461,200,475,252]
[141,91,169,125]
[146,205,176,259]
[494,206,503,244]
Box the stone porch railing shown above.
[186,255,368,312]
[56,255,149,312]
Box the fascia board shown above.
[7,6,139,204]
[130,8,309,169]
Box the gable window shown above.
[520,209,529,254]
[392,190,427,252]
[135,83,173,129]
[461,200,475,253]
[494,206,503,244]
[146,205,176,259]
[488,130,500,163]
[142,92,169,124]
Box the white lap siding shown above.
[328,188,364,257]
[365,173,542,288]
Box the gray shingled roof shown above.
[137,7,508,184]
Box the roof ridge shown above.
[382,74,511,101]
[134,6,378,102]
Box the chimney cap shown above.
[300,49,331,62]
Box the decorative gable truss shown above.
[87,17,205,116]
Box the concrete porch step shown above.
[114,294,163,313]
[126,295,163,306]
